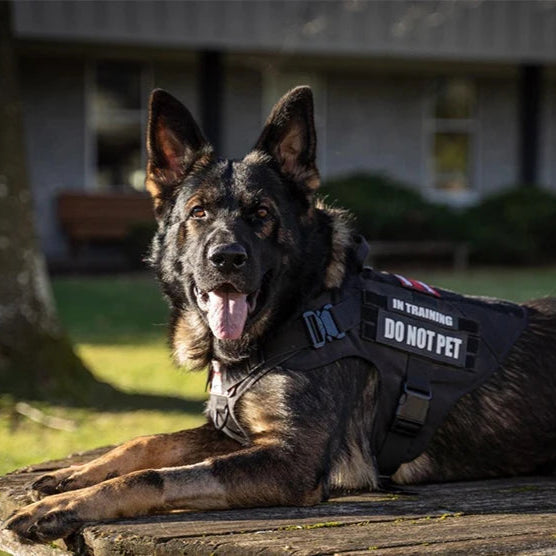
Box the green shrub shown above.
[321,173,556,265]
[321,173,463,242]
[464,186,556,264]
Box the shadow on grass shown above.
[2,378,206,414]
[83,382,206,413]
[1,329,206,414]
[2,361,206,414]
[2,384,206,414]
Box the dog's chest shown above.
[239,374,292,438]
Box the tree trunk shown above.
[0,0,110,403]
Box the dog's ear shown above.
[251,86,320,192]
[146,89,213,215]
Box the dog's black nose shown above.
[208,243,248,273]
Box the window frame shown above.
[84,60,154,192]
[424,77,481,206]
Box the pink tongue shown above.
[206,290,249,340]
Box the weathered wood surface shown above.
[1,450,556,555]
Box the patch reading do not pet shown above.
[376,309,468,367]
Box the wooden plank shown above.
[79,512,556,555]
[170,517,556,555]
[2,450,556,555]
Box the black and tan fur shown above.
[5,86,556,543]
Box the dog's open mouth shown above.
[194,283,259,340]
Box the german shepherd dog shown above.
[6,86,556,543]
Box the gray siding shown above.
[21,57,86,259]
[324,73,545,197]
[325,74,425,188]
[476,78,520,195]
[222,66,263,159]
[13,1,556,64]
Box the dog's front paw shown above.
[31,474,65,497]
[32,466,95,497]
[4,495,81,543]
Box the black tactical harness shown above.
[208,238,528,477]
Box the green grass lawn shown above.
[0,275,207,475]
[1,267,556,475]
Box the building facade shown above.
[11,0,556,263]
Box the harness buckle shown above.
[303,304,346,349]
[391,383,432,437]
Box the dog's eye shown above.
[190,206,207,219]
[255,206,269,219]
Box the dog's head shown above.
[146,86,350,368]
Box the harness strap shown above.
[208,282,364,445]
[377,357,432,475]
[264,292,361,356]
[209,356,294,445]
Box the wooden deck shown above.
[1,450,556,555]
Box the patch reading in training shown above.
[376,309,468,367]
[387,297,458,330]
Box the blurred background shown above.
[1,0,556,475]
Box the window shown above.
[88,62,151,191]
[429,78,476,194]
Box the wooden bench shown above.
[367,241,470,271]
[2,449,556,555]
[57,192,154,247]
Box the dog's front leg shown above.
[31,423,239,496]
[5,443,324,543]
